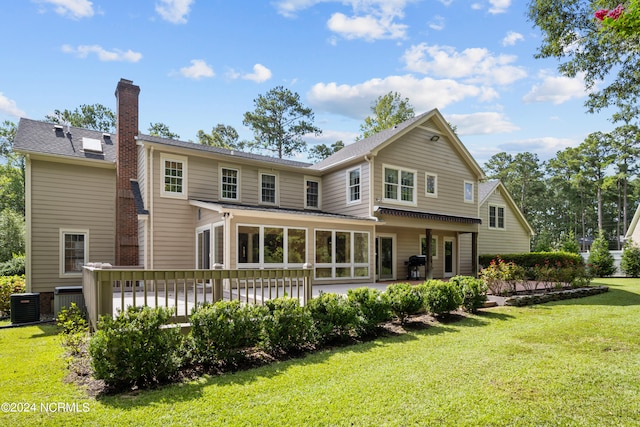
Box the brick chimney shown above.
[114,78,140,266]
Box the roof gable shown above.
[479,180,534,236]
[311,109,485,179]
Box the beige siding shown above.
[30,160,116,293]
[478,189,531,254]
[374,127,479,219]
[151,151,196,268]
[321,161,370,216]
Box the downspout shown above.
[24,155,32,292]
[149,146,154,269]
[224,212,233,268]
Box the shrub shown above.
[306,292,359,344]
[419,280,462,316]
[88,306,182,389]
[0,254,25,276]
[56,302,89,355]
[190,300,265,367]
[479,258,510,295]
[384,283,423,324]
[0,209,25,263]
[347,287,392,337]
[621,239,640,278]
[587,230,615,277]
[0,275,25,316]
[449,276,487,313]
[260,297,314,354]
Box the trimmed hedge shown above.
[385,283,423,324]
[480,252,584,271]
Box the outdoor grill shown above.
[407,255,426,279]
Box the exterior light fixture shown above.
[430,135,440,141]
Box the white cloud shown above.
[179,59,215,79]
[498,136,577,156]
[438,0,453,6]
[0,93,26,118]
[402,43,527,86]
[306,128,359,145]
[242,64,273,83]
[275,0,410,40]
[429,15,445,31]
[308,74,497,119]
[37,0,94,19]
[446,112,519,135]
[523,71,587,105]
[488,0,511,14]
[155,0,193,24]
[61,44,142,62]
[502,31,524,46]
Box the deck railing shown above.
[82,264,313,330]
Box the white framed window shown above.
[196,223,225,269]
[464,180,474,203]
[220,166,240,201]
[260,172,278,205]
[347,167,361,204]
[315,229,370,280]
[489,204,505,230]
[305,177,321,209]
[425,173,438,198]
[237,225,307,267]
[60,229,88,277]
[161,154,187,199]
[384,165,417,205]
[420,235,438,259]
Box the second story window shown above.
[261,173,277,204]
[161,154,187,199]
[221,167,239,200]
[306,178,320,209]
[464,181,474,203]
[489,205,505,229]
[348,167,360,204]
[384,165,416,204]
[425,173,437,197]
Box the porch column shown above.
[425,228,433,280]
[472,232,478,277]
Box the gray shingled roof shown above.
[137,133,313,168]
[310,111,433,170]
[14,118,116,163]
[479,180,500,204]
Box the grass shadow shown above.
[546,287,640,307]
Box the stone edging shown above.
[503,286,609,307]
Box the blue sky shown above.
[0,0,616,165]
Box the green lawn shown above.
[2,278,640,426]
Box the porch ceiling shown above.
[374,206,482,225]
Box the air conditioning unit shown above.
[54,286,85,316]
[10,293,40,324]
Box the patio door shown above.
[444,238,455,277]
[197,228,211,269]
[376,235,395,281]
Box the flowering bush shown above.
[595,1,640,37]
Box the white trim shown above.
[237,224,308,268]
[304,176,322,210]
[375,233,396,281]
[219,165,241,201]
[444,237,455,278]
[419,234,439,259]
[346,166,362,205]
[382,164,418,206]
[195,224,213,269]
[160,153,188,199]
[315,229,371,280]
[59,229,89,278]
[425,172,438,198]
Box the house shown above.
[625,204,640,244]
[478,180,534,255]
[14,78,530,313]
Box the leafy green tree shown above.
[560,230,580,253]
[0,209,25,263]
[45,103,116,132]
[148,122,179,139]
[0,164,25,215]
[243,86,322,159]
[0,120,17,160]
[587,229,615,277]
[610,124,640,234]
[528,0,640,116]
[308,140,344,162]
[197,124,240,149]
[578,132,616,231]
[358,92,415,140]
[621,238,640,277]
